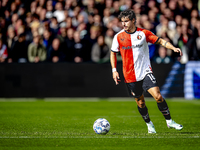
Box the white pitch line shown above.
[0,136,199,139]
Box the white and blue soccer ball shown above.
[93,118,110,134]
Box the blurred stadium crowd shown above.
[0,0,199,64]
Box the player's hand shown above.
[174,48,182,56]
[113,71,121,85]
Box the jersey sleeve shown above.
[111,34,120,52]
[143,29,159,44]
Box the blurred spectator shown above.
[10,2,18,16]
[143,20,157,60]
[133,2,142,17]
[25,12,33,28]
[0,0,199,64]
[172,25,182,46]
[112,1,121,17]
[46,0,54,19]
[163,8,174,21]
[120,0,133,11]
[30,1,37,14]
[148,9,159,32]
[65,17,73,29]
[0,17,8,40]
[53,2,65,23]
[73,31,89,63]
[105,28,114,50]
[47,38,66,63]
[18,4,26,21]
[91,35,110,63]
[0,38,8,63]
[50,17,59,36]
[15,18,25,36]
[103,8,115,27]
[76,22,89,40]
[39,8,48,23]
[35,6,43,17]
[140,14,149,28]
[8,33,28,63]
[153,46,173,64]
[93,14,103,27]
[186,18,200,61]
[110,17,122,33]
[11,13,19,31]
[6,26,16,56]
[87,25,101,48]
[84,0,98,16]
[168,0,178,15]
[38,0,46,8]
[156,15,169,38]
[42,29,54,52]
[65,28,75,62]
[64,0,74,14]
[176,21,191,64]
[28,34,47,63]
[184,0,194,20]
[71,6,82,28]
[175,15,182,26]
[105,0,113,10]
[57,25,68,45]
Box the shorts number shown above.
[147,74,156,83]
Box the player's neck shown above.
[126,26,137,34]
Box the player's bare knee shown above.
[138,100,145,108]
[154,94,163,102]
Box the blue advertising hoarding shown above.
[184,61,200,99]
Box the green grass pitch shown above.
[0,98,200,150]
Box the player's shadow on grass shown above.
[111,133,149,136]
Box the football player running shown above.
[110,9,183,133]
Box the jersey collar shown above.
[124,27,137,34]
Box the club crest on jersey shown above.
[137,35,142,40]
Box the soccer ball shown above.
[93,118,110,134]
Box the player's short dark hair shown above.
[118,9,136,21]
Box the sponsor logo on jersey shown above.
[120,38,125,41]
[122,44,143,50]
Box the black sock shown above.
[137,106,150,123]
[157,99,171,120]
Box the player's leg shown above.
[135,94,150,123]
[135,95,156,133]
[126,81,156,133]
[147,86,171,120]
[146,76,183,130]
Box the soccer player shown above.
[110,9,183,133]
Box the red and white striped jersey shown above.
[111,27,159,83]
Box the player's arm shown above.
[110,51,120,85]
[156,38,183,56]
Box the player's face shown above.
[121,17,135,33]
